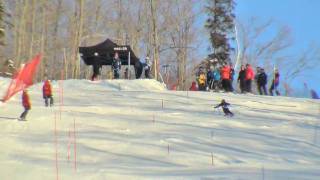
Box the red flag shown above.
[2,54,41,102]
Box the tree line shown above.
[0,0,203,90]
[0,0,318,94]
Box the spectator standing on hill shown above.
[257,68,268,95]
[207,67,214,90]
[269,69,280,96]
[42,79,54,107]
[144,56,152,79]
[189,81,198,91]
[220,64,232,92]
[245,64,255,93]
[237,65,246,93]
[198,70,207,91]
[112,52,121,79]
[212,68,221,91]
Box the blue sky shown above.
[235,0,320,95]
[236,0,320,53]
[196,0,319,96]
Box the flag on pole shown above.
[2,54,42,102]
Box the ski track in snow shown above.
[0,77,320,180]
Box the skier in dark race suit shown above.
[214,99,234,117]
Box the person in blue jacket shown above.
[212,68,221,91]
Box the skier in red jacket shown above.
[43,79,54,107]
[245,64,255,93]
[19,89,31,121]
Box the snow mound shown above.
[58,79,167,92]
[0,77,11,94]
[1,77,320,179]
[0,77,167,102]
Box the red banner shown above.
[2,54,42,102]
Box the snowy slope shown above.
[0,77,319,180]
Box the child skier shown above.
[43,79,54,107]
[19,89,31,121]
[214,99,234,117]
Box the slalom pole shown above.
[273,65,276,94]
[128,51,131,79]
[54,111,59,180]
[73,117,77,172]
[211,152,214,166]
[67,129,71,162]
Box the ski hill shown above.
[0,77,319,180]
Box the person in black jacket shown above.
[257,68,268,95]
[206,67,214,90]
[144,56,152,79]
[214,99,234,117]
[237,65,246,93]
[91,54,101,81]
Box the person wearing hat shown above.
[269,68,280,96]
[189,81,198,91]
[112,52,121,79]
[237,65,246,93]
[245,64,255,93]
[19,89,31,121]
[144,56,152,79]
[212,67,221,91]
[206,66,214,90]
[214,99,234,117]
[220,64,232,92]
[197,69,207,91]
[257,68,268,95]
[43,78,54,107]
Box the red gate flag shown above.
[2,54,42,102]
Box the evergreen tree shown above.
[205,0,235,66]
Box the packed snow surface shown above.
[0,77,319,179]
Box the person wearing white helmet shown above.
[269,68,280,96]
[144,56,152,79]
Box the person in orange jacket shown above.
[245,64,255,93]
[220,64,232,92]
[19,89,31,121]
[43,79,54,107]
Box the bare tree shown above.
[1,0,203,84]
[236,18,293,70]
[236,17,320,95]
[281,45,320,95]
